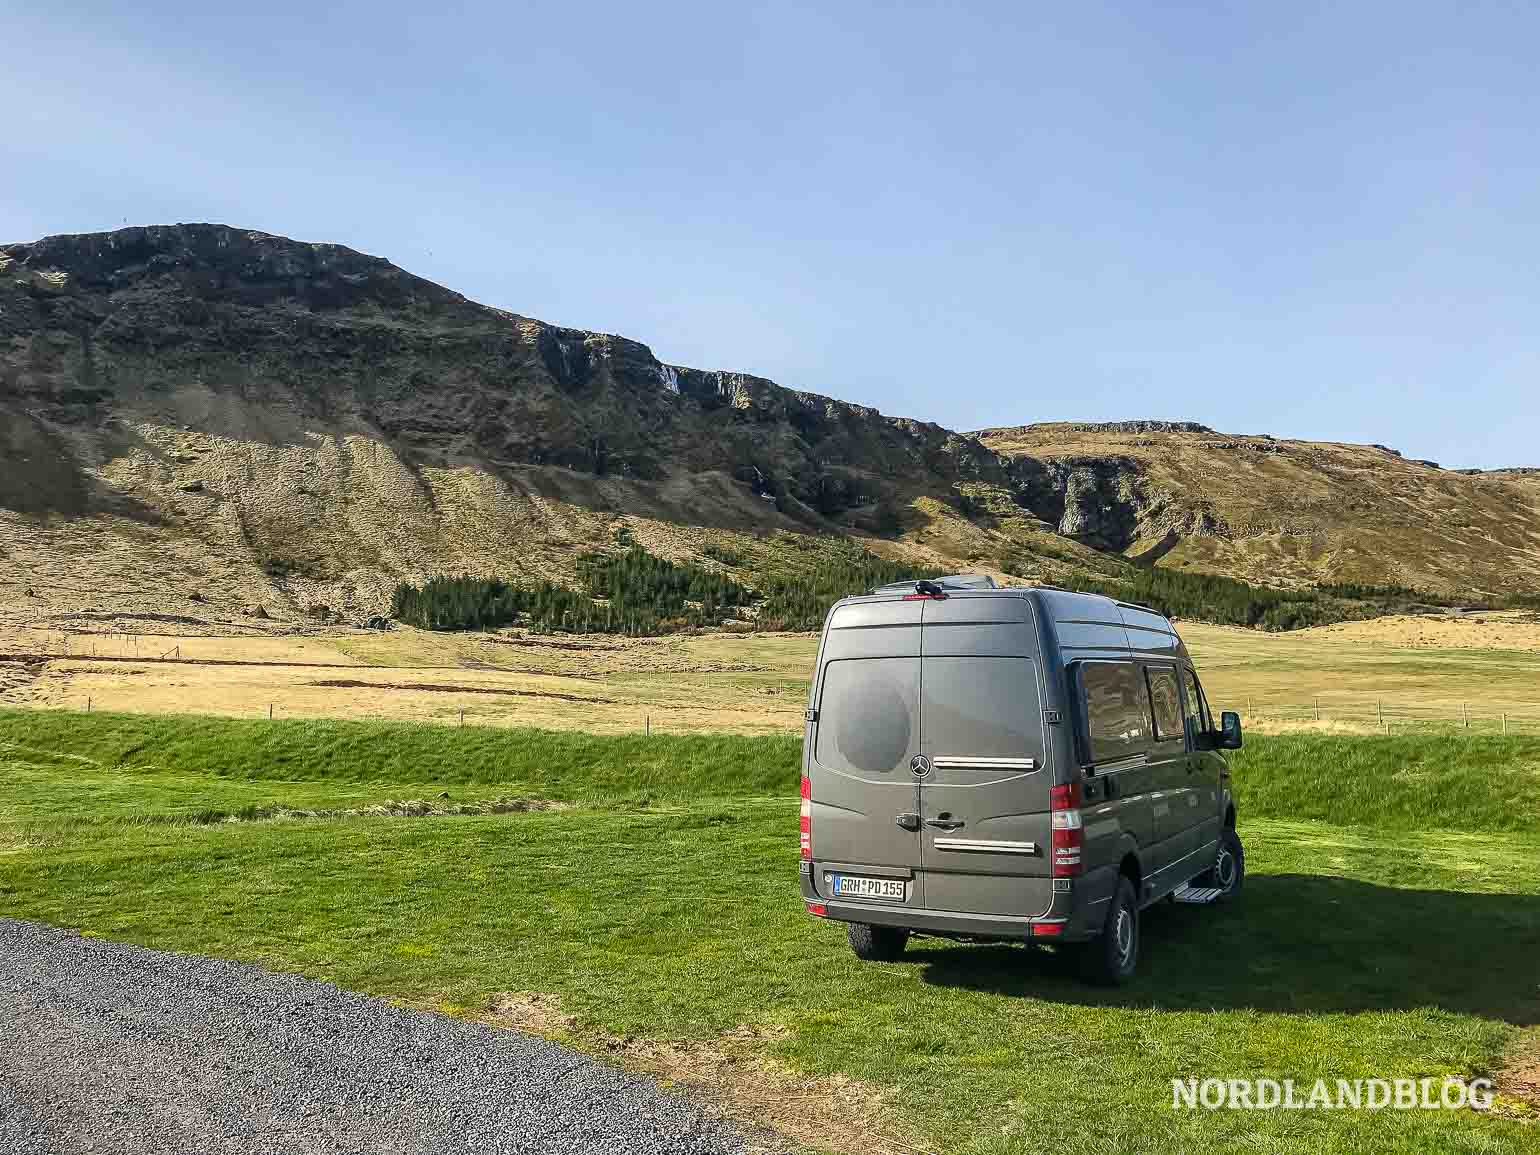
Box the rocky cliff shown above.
[0,225,1061,622]
[2,225,1010,511]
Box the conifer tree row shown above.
[392,541,1502,636]
[389,543,938,634]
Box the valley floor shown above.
[2,612,1539,735]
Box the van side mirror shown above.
[1218,710,1243,750]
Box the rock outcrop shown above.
[1,225,1016,521]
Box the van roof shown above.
[826,582,1188,662]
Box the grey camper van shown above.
[799,576,1244,985]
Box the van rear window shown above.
[815,658,918,774]
[1080,661,1154,764]
[921,657,1042,759]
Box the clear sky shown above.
[4,1,1536,468]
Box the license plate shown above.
[830,874,906,901]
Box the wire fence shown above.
[1242,698,1540,735]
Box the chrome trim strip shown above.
[932,838,1039,854]
[1090,754,1150,777]
[931,756,1037,770]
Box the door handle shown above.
[895,812,921,831]
[924,817,965,831]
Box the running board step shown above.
[1171,885,1223,904]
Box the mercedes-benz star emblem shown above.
[910,754,931,777]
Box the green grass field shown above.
[2,709,1537,1153]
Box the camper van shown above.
[798,576,1243,985]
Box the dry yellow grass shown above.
[4,610,1539,735]
[0,627,811,735]
[1177,616,1540,732]
[1299,610,1540,649]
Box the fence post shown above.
[87,696,91,712]
[459,709,465,728]
[1463,701,1469,728]
[1314,697,1320,721]
[1378,699,1383,728]
[646,715,651,737]
[1503,714,1508,735]
[268,703,273,720]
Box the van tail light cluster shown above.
[800,773,813,859]
[1049,781,1083,877]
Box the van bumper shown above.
[803,869,1099,942]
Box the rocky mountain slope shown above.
[1,224,1535,628]
[977,423,1540,595]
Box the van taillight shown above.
[800,773,812,859]
[1050,781,1082,878]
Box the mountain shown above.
[975,423,1540,595]
[1,224,1535,629]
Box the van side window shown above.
[1181,666,1211,733]
[1079,661,1154,764]
[1145,666,1183,743]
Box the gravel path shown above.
[0,919,756,1154]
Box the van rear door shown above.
[917,595,1053,919]
[808,599,925,908]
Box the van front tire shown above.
[848,922,909,962]
[1199,827,1245,901]
[1080,878,1139,986]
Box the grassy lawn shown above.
[2,710,1538,1153]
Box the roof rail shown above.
[1114,599,1162,615]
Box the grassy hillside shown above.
[0,710,799,813]
[978,422,1540,596]
[7,710,1540,834]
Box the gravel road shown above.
[0,919,755,1154]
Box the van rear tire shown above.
[848,922,909,962]
[1079,877,1139,986]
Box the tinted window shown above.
[1080,661,1153,764]
[1146,666,1183,743]
[921,657,1042,759]
[1182,666,1212,732]
[815,658,918,774]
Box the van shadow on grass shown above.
[913,875,1540,1025]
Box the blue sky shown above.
[4,1,1536,468]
